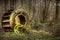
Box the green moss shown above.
[0,24,60,40]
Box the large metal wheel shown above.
[2,9,30,32]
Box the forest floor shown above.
[0,24,60,40]
[0,31,60,40]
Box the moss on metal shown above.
[14,24,30,36]
[10,9,31,29]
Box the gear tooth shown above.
[2,10,13,32]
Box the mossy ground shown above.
[0,31,60,40]
[0,24,60,40]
